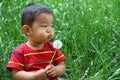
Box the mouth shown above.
[48,34,53,38]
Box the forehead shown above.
[35,13,53,23]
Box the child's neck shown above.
[26,40,45,50]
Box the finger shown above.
[47,71,56,77]
[46,68,54,74]
[45,72,49,78]
[45,65,53,70]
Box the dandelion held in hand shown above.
[49,40,62,65]
[53,40,62,49]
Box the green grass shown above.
[0,0,120,80]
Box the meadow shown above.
[0,0,120,80]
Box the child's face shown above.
[29,13,54,43]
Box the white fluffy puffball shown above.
[53,40,62,49]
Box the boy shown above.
[7,3,66,80]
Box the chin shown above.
[43,40,50,43]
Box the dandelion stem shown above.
[49,49,57,65]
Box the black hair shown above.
[21,3,53,26]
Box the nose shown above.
[46,27,52,33]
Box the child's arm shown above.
[12,69,48,80]
[45,61,66,77]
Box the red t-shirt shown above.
[7,42,66,80]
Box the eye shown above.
[49,24,53,28]
[41,24,47,27]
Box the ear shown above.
[22,25,31,36]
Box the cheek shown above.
[37,30,47,37]
[52,31,54,35]
[36,28,43,33]
[32,29,42,36]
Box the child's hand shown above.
[36,69,48,80]
[45,65,57,77]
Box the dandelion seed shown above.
[49,40,62,65]
[53,40,62,49]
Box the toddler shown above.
[7,3,66,80]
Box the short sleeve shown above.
[54,49,66,65]
[7,50,24,71]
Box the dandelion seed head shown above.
[53,40,62,49]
